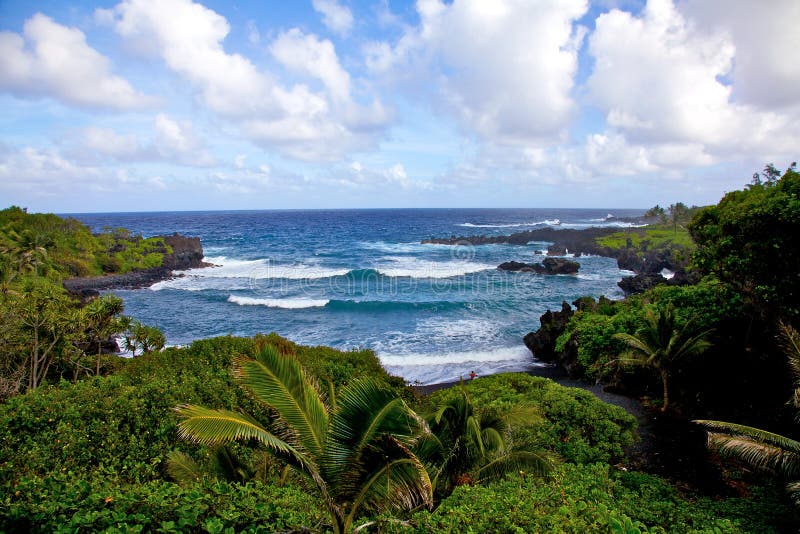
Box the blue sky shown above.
[1,0,798,212]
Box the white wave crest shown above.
[378,345,546,385]
[358,241,435,253]
[180,256,351,280]
[457,219,561,228]
[374,256,494,279]
[227,295,329,308]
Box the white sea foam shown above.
[358,241,435,253]
[457,219,561,228]
[660,268,675,280]
[374,256,495,279]
[379,345,546,384]
[178,256,351,280]
[227,295,329,308]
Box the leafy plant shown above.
[172,344,432,533]
[613,305,711,412]
[421,384,552,498]
[695,322,800,505]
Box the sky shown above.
[1,0,799,213]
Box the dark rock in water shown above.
[540,257,579,274]
[63,232,210,294]
[547,245,567,256]
[497,261,537,272]
[523,301,574,362]
[498,257,580,275]
[161,233,209,270]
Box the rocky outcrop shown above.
[498,257,580,275]
[523,301,574,362]
[617,270,702,296]
[63,233,209,293]
[423,224,690,275]
[161,233,208,270]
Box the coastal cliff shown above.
[63,233,209,293]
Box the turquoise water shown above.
[73,208,642,384]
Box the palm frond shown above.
[694,420,800,456]
[235,345,329,459]
[346,451,433,522]
[613,332,653,357]
[325,378,427,495]
[175,404,300,454]
[165,450,205,483]
[475,450,554,483]
[786,480,800,507]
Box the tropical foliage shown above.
[612,305,712,412]
[690,165,800,320]
[172,344,432,533]
[421,384,552,498]
[695,323,800,506]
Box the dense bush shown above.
[0,335,403,487]
[3,473,323,533]
[426,373,637,464]
[386,464,796,533]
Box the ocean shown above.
[72,208,643,385]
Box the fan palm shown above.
[613,305,712,412]
[695,322,800,506]
[421,384,553,498]
[172,345,432,533]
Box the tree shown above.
[668,202,689,236]
[81,295,127,375]
[124,320,165,356]
[613,305,712,412]
[695,323,800,506]
[172,345,433,534]
[690,165,800,321]
[422,384,552,498]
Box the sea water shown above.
[72,208,642,384]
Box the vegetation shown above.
[695,322,800,506]
[421,384,552,499]
[3,163,800,530]
[612,305,712,412]
[0,206,171,277]
[172,344,432,534]
[690,164,800,320]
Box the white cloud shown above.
[0,13,153,110]
[365,0,588,143]
[100,0,389,162]
[271,29,351,103]
[0,145,169,198]
[587,0,799,157]
[74,114,215,166]
[327,161,422,190]
[683,0,800,109]
[311,0,354,35]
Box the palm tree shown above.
[172,345,432,534]
[421,384,553,498]
[613,305,712,412]
[695,322,800,506]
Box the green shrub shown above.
[2,473,323,533]
[425,373,637,464]
[381,464,796,533]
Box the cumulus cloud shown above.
[587,0,799,158]
[311,0,354,35]
[74,114,215,166]
[365,0,588,143]
[0,13,153,110]
[0,144,167,199]
[683,0,800,109]
[99,0,388,162]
